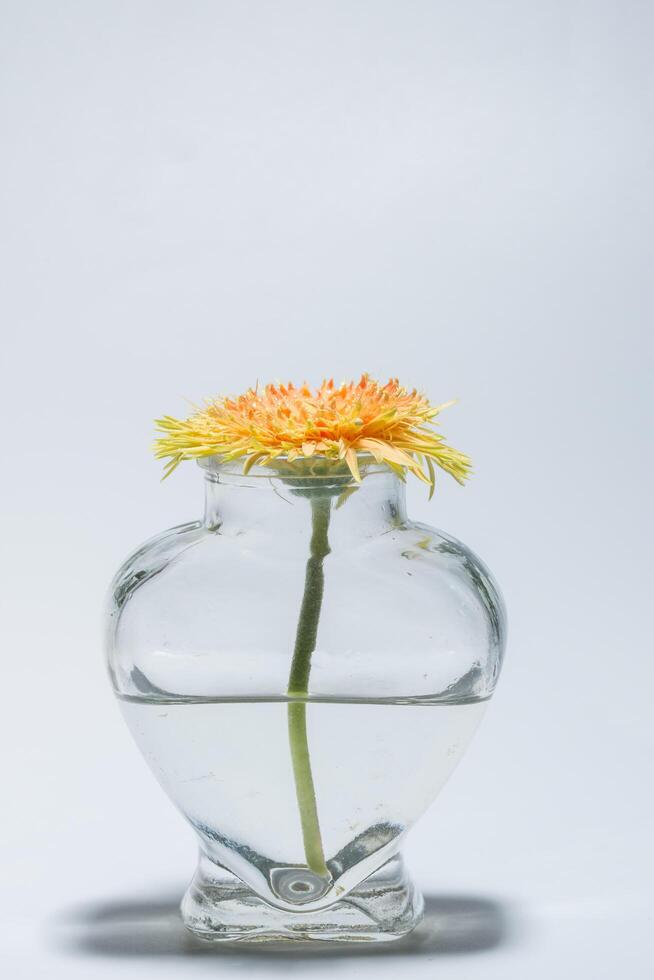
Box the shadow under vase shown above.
[52,881,513,961]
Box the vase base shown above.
[181,853,423,943]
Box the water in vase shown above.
[119,696,486,909]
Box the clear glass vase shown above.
[106,456,506,943]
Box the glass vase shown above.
[105,457,506,943]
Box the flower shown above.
[154,374,471,495]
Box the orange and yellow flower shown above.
[154,374,471,495]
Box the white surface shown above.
[1,1,653,977]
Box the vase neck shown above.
[201,459,407,544]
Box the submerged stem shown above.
[287,495,331,877]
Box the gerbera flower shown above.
[152,374,473,876]
[154,374,471,496]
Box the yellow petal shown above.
[425,455,436,501]
[344,447,361,482]
[242,453,264,475]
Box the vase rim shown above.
[197,453,396,484]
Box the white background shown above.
[1,1,653,977]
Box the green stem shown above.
[287,495,331,877]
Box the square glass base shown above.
[181,853,423,943]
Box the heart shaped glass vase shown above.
[106,457,505,943]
